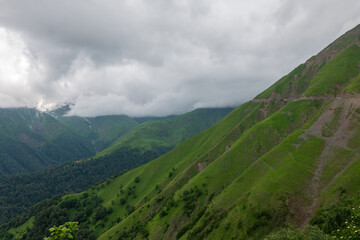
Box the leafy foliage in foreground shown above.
[311,195,360,240]
[44,222,78,240]
[1,194,100,240]
[266,196,360,240]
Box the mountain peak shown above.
[256,24,360,100]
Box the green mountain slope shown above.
[4,25,360,240]
[3,100,267,239]
[0,108,231,225]
[0,108,94,176]
[57,115,138,152]
[0,147,161,225]
[99,108,234,156]
[132,116,170,124]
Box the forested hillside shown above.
[56,115,138,152]
[0,108,94,176]
[0,107,231,225]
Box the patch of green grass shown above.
[97,108,233,156]
[345,74,360,94]
[319,148,356,190]
[305,44,360,96]
[191,132,324,239]
[8,217,34,239]
[320,157,360,208]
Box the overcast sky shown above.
[0,0,359,117]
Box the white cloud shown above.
[0,28,35,107]
[0,0,359,116]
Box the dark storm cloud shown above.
[0,0,359,116]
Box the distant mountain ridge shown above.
[56,115,138,152]
[0,105,232,177]
[0,108,94,175]
[98,108,234,157]
[0,107,232,224]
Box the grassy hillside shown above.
[0,100,274,239]
[304,44,360,96]
[99,108,234,156]
[0,108,94,176]
[0,108,231,225]
[57,115,138,152]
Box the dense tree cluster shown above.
[0,146,171,224]
[0,193,101,239]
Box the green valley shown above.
[0,108,231,225]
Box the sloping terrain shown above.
[57,115,138,153]
[0,108,94,176]
[0,108,231,225]
[3,25,360,240]
[98,108,234,156]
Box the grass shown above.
[320,156,360,208]
[185,131,325,239]
[97,108,233,156]
[97,101,266,239]
[175,100,324,199]
[305,44,360,96]
[345,74,360,94]
[8,217,34,239]
[319,147,356,190]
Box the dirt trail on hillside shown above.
[299,96,360,229]
[253,95,360,229]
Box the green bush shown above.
[44,222,78,240]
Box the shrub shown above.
[44,222,78,240]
